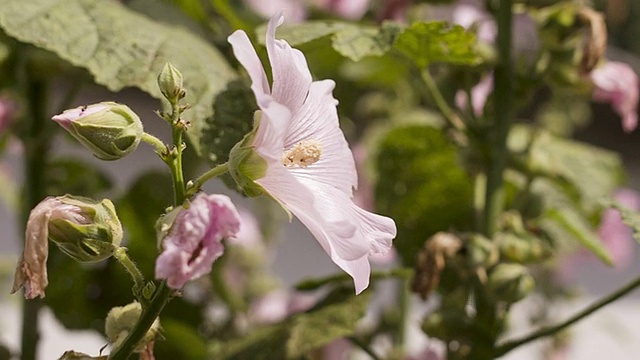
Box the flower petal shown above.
[266,13,313,115]
[287,80,358,195]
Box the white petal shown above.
[228,30,270,95]
[286,80,358,195]
[266,13,313,114]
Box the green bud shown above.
[228,111,269,197]
[487,263,535,303]
[48,195,123,263]
[105,302,160,353]
[157,62,185,103]
[498,232,552,263]
[465,233,499,268]
[52,102,143,161]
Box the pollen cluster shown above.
[282,140,323,168]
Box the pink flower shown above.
[597,189,640,268]
[155,193,241,289]
[0,97,17,135]
[316,0,370,20]
[228,14,396,294]
[248,289,317,324]
[455,74,493,117]
[590,61,639,132]
[244,0,307,23]
[12,198,88,299]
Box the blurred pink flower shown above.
[0,97,17,135]
[228,14,396,294]
[248,289,317,324]
[590,61,639,132]
[596,189,640,268]
[316,0,370,19]
[455,74,493,117]
[155,194,241,289]
[245,0,370,21]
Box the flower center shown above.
[282,140,322,168]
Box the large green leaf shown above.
[394,21,480,67]
[258,21,403,62]
[0,0,236,155]
[375,125,474,266]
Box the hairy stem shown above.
[113,247,145,293]
[495,274,640,357]
[186,162,229,198]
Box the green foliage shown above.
[45,159,112,196]
[155,319,208,360]
[375,125,474,266]
[211,287,370,359]
[394,21,480,68]
[0,0,236,155]
[258,21,403,61]
[609,202,640,244]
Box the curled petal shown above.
[591,61,639,132]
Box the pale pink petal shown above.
[244,0,307,22]
[155,194,241,289]
[286,80,358,195]
[266,13,313,115]
[227,30,270,98]
[591,61,639,132]
[315,0,370,19]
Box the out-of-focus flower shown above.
[315,0,370,19]
[227,13,396,294]
[455,74,493,117]
[0,96,17,136]
[245,0,370,21]
[425,0,496,43]
[52,102,144,160]
[590,61,639,132]
[248,289,317,325]
[155,193,241,289]
[12,196,123,299]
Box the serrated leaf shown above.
[287,290,369,358]
[0,0,236,155]
[610,202,640,243]
[258,21,403,61]
[375,125,474,266]
[395,21,480,67]
[544,207,613,265]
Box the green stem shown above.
[420,69,466,132]
[482,0,513,237]
[495,274,640,357]
[395,277,410,354]
[295,268,413,291]
[108,283,173,360]
[348,337,381,360]
[210,0,247,32]
[140,132,167,155]
[186,162,229,197]
[113,247,145,291]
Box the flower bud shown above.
[228,112,269,197]
[487,263,535,303]
[105,302,160,353]
[497,232,551,263]
[157,62,185,103]
[52,102,143,161]
[465,233,499,268]
[11,196,122,299]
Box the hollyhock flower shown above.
[248,289,317,325]
[155,193,241,289]
[12,196,123,299]
[245,0,307,23]
[590,61,639,132]
[316,0,370,20]
[227,14,396,294]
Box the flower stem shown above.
[108,283,174,360]
[140,132,167,155]
[294,268,413,291]
[495,274,640,357]
[420,69,466,132]
[348,336,382,360]
[113,247,145,293]
[185,162,229,198]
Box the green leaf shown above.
[509,126,624,213]
[0,0,236,155]
[287,290,369,358]
[394,21,480,68]
[375,125,474,266]
[543,207,613,265]
[610,202,640,243]
[258,21,403,62]
[155,319,208,360]
[46,159,113,196]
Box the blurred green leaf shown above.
[375,125,474,266]
[155,319,208,360]
[395,21,480,68]
[258,21,403,62]
[0,0,236,155]
[611,202,640,244]
[46,159,112,197]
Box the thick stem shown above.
[495,274,640,357]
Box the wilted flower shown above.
[590,61,639,132]
[155,193,241,289]
[52,102,144,160]
[12,196,122,299]
[227,14,396,294]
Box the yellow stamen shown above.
[282,140,322,168]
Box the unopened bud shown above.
[465,233,499,268]
[487,263,534,303]
[498,232,551,263]
[105,302,160,353]
[52,102,143,160]
[157,62,185,103]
